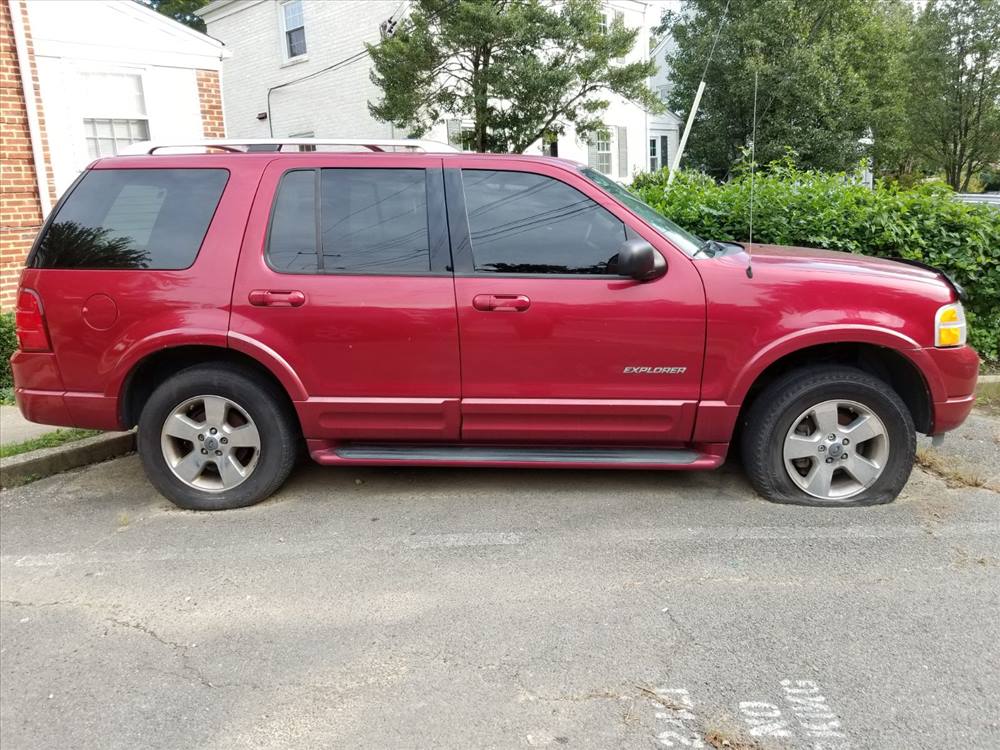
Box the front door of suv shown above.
[231,155,461,440]
[447,160,706,443]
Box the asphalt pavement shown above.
[1,447,998,749]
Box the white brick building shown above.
[198,0,681,182]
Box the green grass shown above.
[0,387,14,406]
[0,429,102,458]
[976,380,1000,417]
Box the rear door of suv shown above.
[230,154,461,441]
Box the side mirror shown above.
[613,239,666,281]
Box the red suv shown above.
[11,140,979,510]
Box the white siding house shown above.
[26,0,229,195]
[199,0,682,182]
[0,0,228,309]
[648,27,685,174]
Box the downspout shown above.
[216,47,227,138]
[8,0,51,217]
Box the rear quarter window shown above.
[31,168,229,270]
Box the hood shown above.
[742,243,950,290]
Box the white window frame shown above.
[446,119,478,151]
[460,126,478,152]
[78,68,150,158]
[84,118,150,159]
[79,69,148,120]
[594,132,612,175]
[279,0,308,64]
[649,137,659,172]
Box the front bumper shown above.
[921,345,980,434]
[931,393,976,434]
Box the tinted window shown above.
[581,167,703,256]
[32,169,228,270]
[462,170,626,274]
[320,169,429,273]
[268,170,317,272]
[267,168,430,274]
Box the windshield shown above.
[580,168,705,257]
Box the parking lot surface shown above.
[2,453,998,749]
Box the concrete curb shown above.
[0,431,135,488]
[979,375,1000,384]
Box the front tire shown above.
[138,364,299,510]
[741,366,915,507]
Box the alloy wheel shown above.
[160,395,261,492]
[782,399,890,501]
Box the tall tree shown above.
[368,0,662,153]
[137,0,209,33]
[660,0,912,178]
[907,0,1000,191]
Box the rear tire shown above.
[741,365,915,507]
[137,363,299,510]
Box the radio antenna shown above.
[746,69,758,278]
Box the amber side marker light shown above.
[934,303,966,348]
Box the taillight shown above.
[15,289,51,352]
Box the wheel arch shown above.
[737,341,933,435]
[119,344,301,430]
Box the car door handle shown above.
[472,294,530,312]
[248,289,306,307]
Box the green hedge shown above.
[1,312,15,390]
[632,162,1000,363]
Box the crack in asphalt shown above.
[2,598,222,691]
[105,616,218,690]
[1,599,76,608]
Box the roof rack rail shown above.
[118,138,460,155]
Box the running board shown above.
[308,442,727,470]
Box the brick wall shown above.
[196,69,225,138]
[0,0,54,312]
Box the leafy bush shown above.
[632,161,1000,363]
[0,312,15,389]
[978,167,1000,192]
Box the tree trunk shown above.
[472,46,491,152]
[960,165,973,192]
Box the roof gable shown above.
[28,0,228,68]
